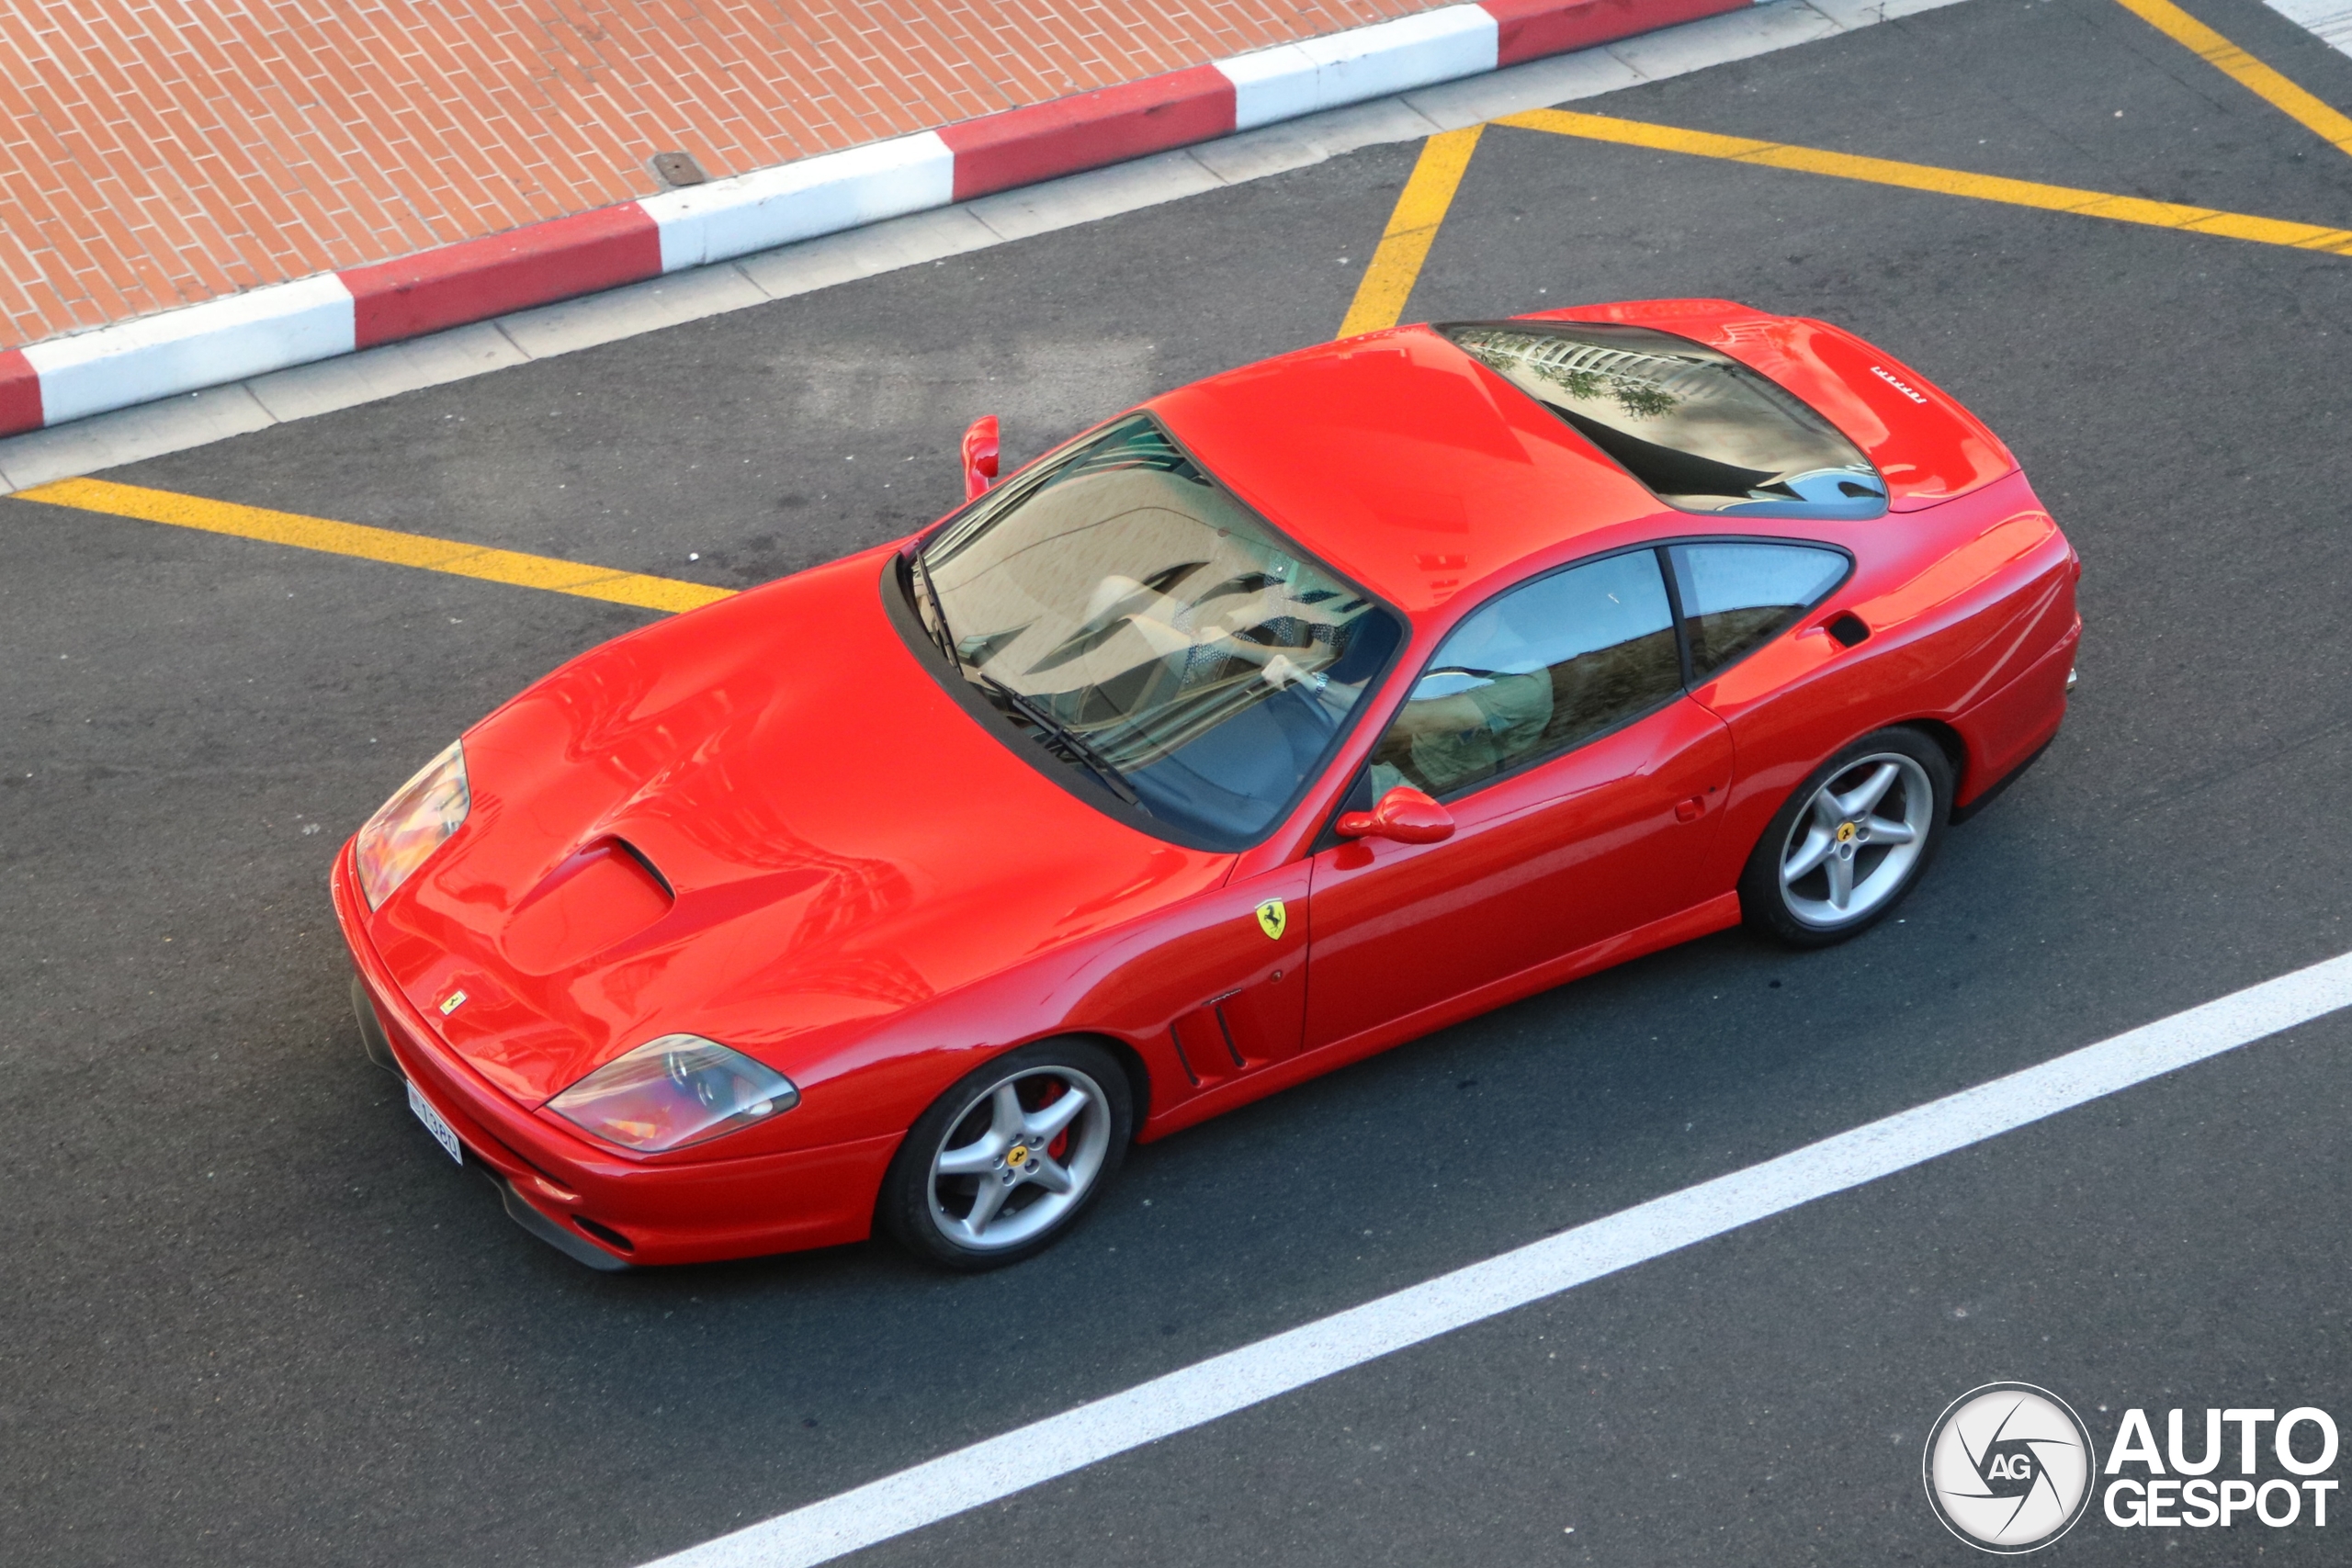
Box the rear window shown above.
[1441,321,1888,520]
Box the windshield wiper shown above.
[910,550,960,670]
[975,673,1147,812]
[912,548,1147,814]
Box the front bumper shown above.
[333,848,899,1268]
[349,975,628,1271]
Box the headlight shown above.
[547,1035,799,1153]
[354,740,470,909]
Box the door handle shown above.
[1675,795,1706,823]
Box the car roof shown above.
[1148,323,1666,618]
[1148,305,2017,620]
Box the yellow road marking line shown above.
[1338,125,1487,338]
[14,478,734,615]
[1498,108,2352,254]
[2112,0,2352,158]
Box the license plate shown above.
[407,1080,464,1166]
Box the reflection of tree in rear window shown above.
[1442,322,1887,519]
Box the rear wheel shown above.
[878,1039,1131,1270]
[1740,728,1951,948]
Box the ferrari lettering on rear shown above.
[1871,364,1929,403]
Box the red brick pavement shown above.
[0,1,1454,352]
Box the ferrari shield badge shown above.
[1255,898,1287,941]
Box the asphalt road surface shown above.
[5,0,2350,1562]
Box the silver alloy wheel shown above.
[924,1064,1114,1252]
[1778,750,1935,929]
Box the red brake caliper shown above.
[1042,1083,1070,1160]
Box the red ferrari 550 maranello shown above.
[335,299,2080,1271]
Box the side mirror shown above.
[1337,785,1455,845]
[962,415,1001,501]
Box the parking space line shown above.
[640,950,2352,1568]
[2114,0,2352,157]
[12,478,734,615]
[1338,126,1486,338]
[1497,108,2352,253]
[2267,0,2352,61]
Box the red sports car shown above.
[335,299,2079,1271]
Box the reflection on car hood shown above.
[364,546,1230,1105]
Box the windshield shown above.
[1442,321,1887,519]
[914,414,1402,846]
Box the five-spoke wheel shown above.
[879,1039,1132,1269]
[1741,728,1952,947]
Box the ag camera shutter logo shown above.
[1923,1382,2098,1552]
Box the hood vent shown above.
[502,839,675,975]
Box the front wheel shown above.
[1739,728,1952,948]
[878,1039,1132,1270]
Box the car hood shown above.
[364,546,1231,1105]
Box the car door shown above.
[1303,547,1734,1051]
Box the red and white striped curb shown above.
[0,0,1744,439]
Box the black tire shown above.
[1738,727,1953,949]
[877,1038,1133,1270]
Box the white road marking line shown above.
[2266,0,2352,56]
[641,948,2352,1568]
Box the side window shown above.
[1669,542,1849,679]
[1370,550,1680,800]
